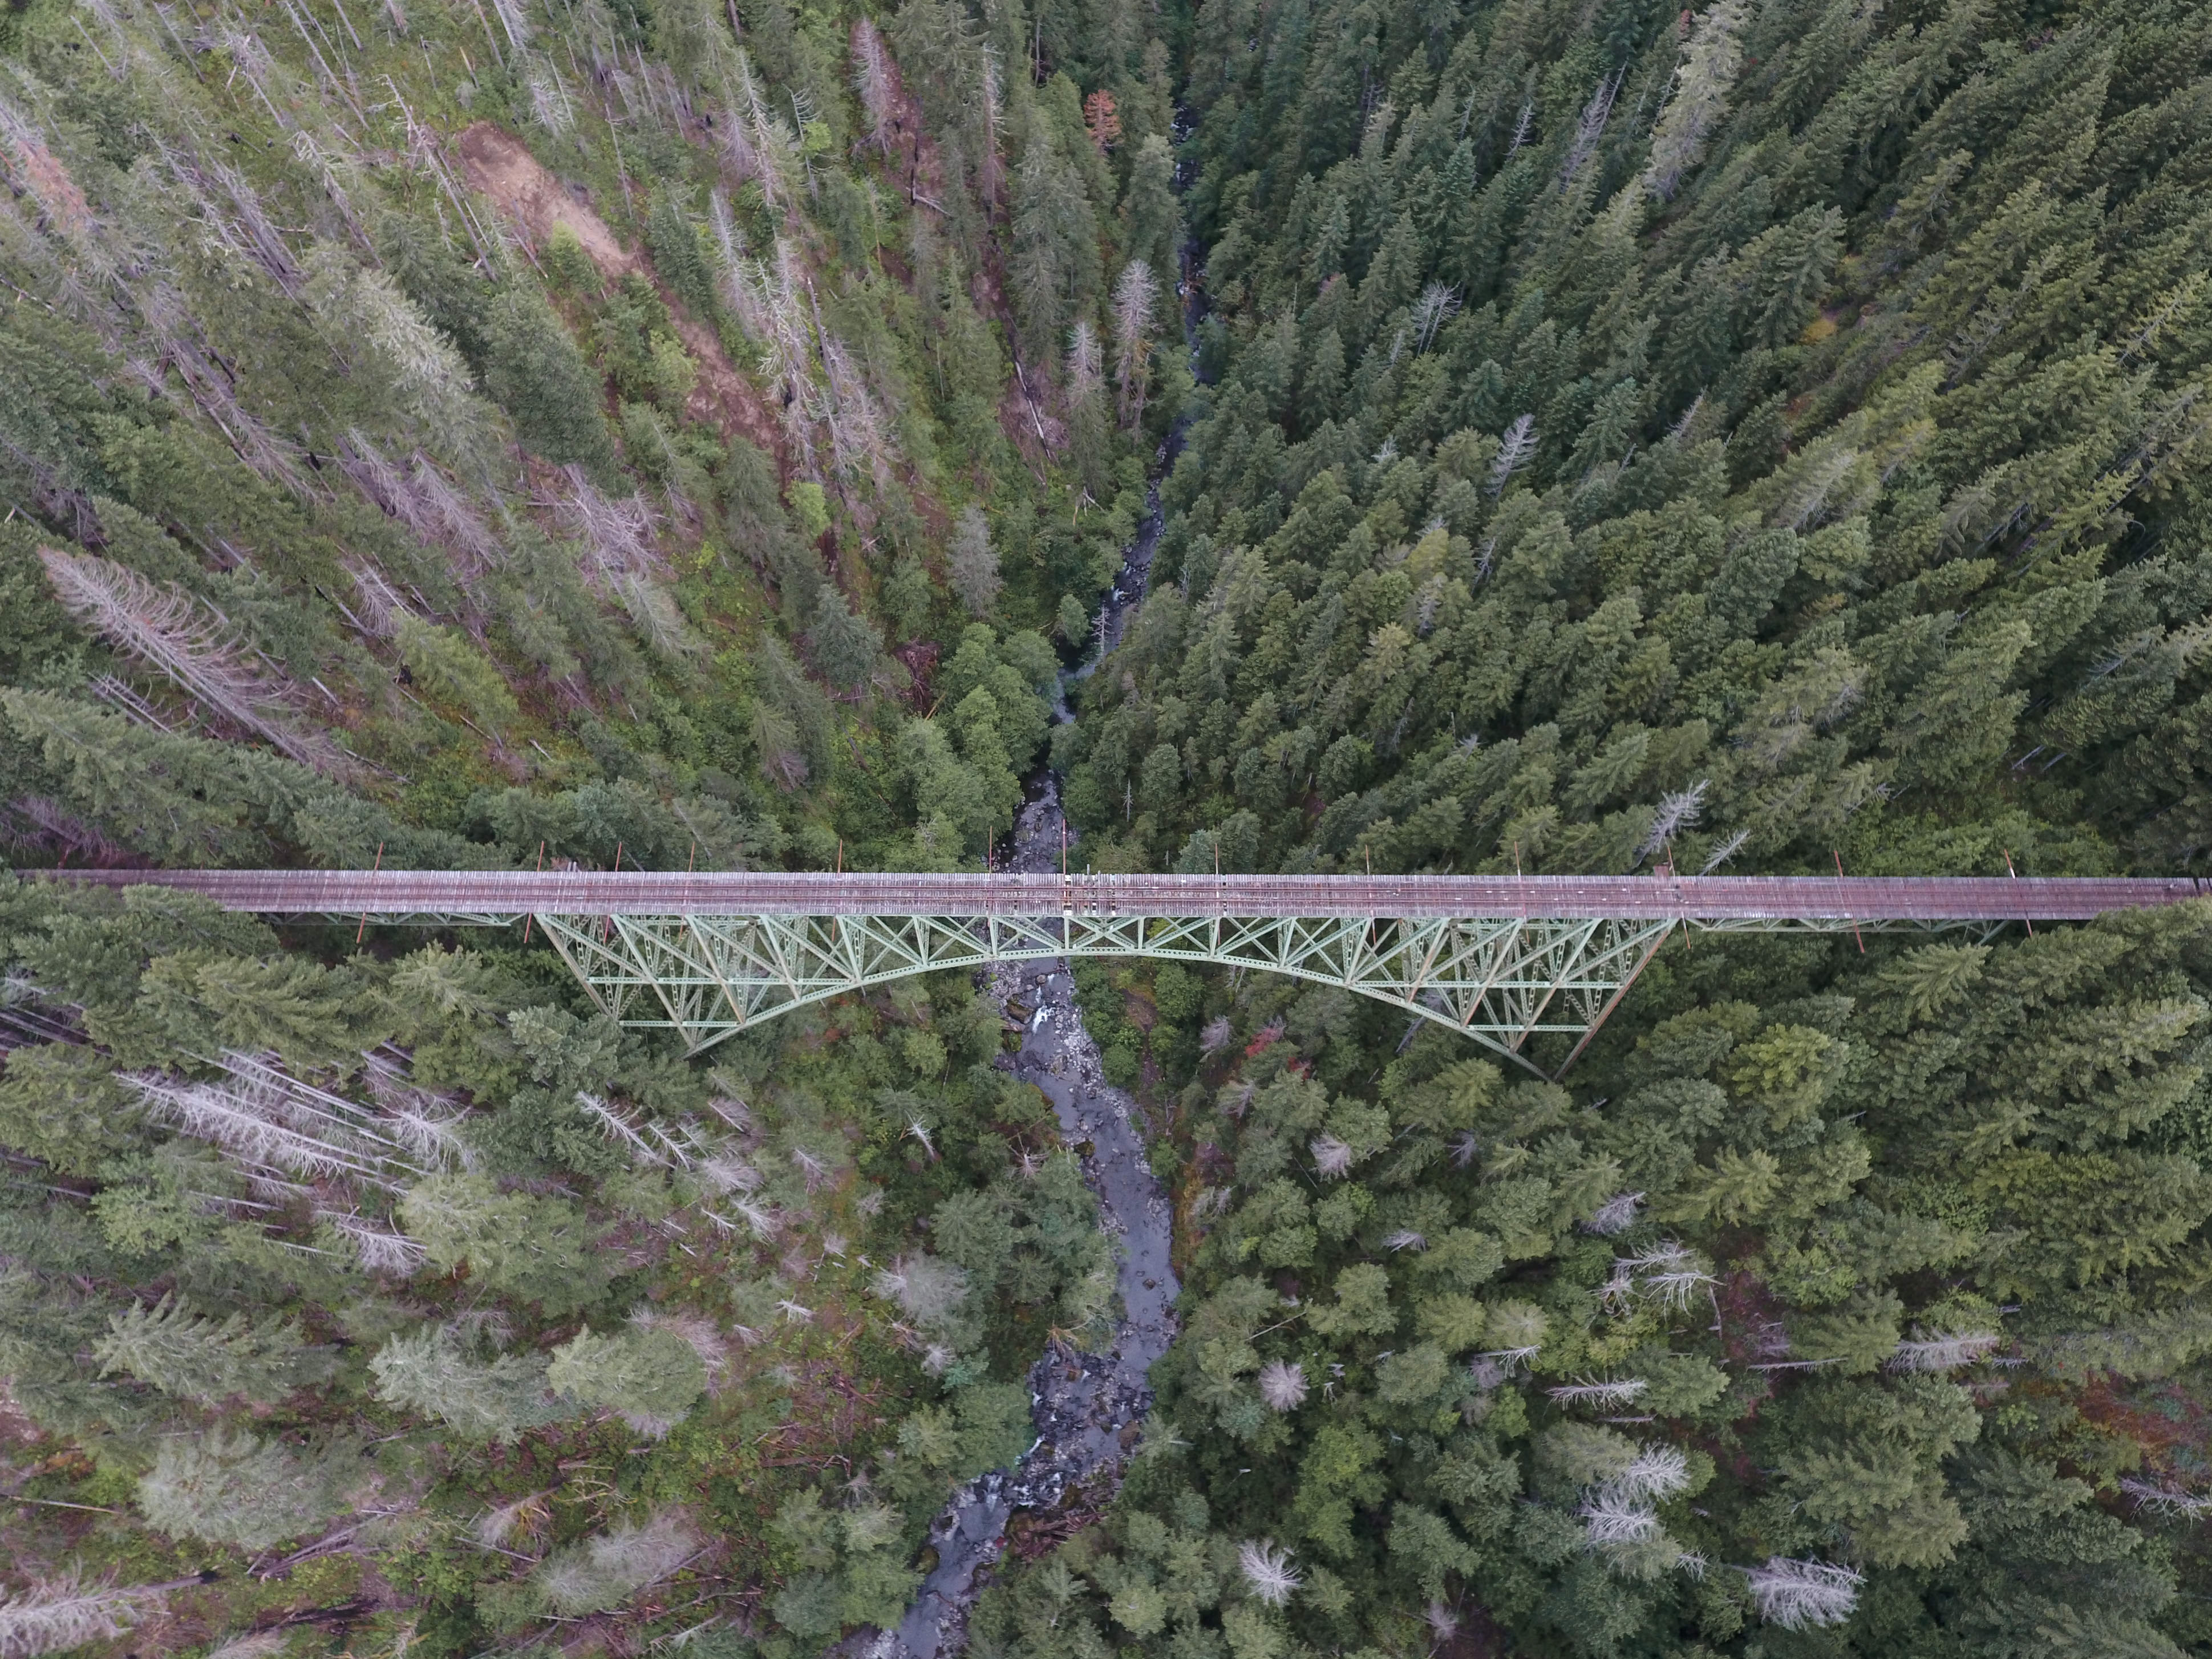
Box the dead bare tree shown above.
[553,465,660,584]
[127,1054,421,1192]
[1066,318,1103,405]
[342,561,415,638]
[724,237,824,476]
[817,318,897,495]
[1112,258,1158,429]
[0,1573,172,1656]
[38,547,345,773]
[719,50,797,220]
[850,18,898,153]
[339,432,502,574]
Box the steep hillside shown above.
[0,0,1174,1649]
[1007,1,2212,1657]
[1068,0,2212,885]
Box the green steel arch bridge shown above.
[38,869,2211,1078]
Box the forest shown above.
[1,0,2211,1650]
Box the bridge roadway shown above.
[32,868,2211,923]
[34,868,2212,1073]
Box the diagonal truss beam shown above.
[46,869,2203,1077]
[532,909,1681,1078]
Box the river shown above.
[877,769,1181,1659]
[865,208,1205,1659]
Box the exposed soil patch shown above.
[457,122,637,277]
[667,306,787,467]
[2078,1375,2212,1484]
[857,21,949,242]
[7,137,93,240]
[453,122,786,467]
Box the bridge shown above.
[37,870,2209,1076]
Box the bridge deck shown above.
[33,869,2207,922]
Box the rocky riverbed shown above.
[879,775,1180,1659]
[869,236,1198,1659]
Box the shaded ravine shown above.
[1086,473,1167,670]
[877,773,1181,1659]
[872,201,1206,1659]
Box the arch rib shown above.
[538,909,1679,1079]
[37,869,2200,1073]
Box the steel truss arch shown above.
[41,867,2203,1080]
[529,908,1681,1078]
